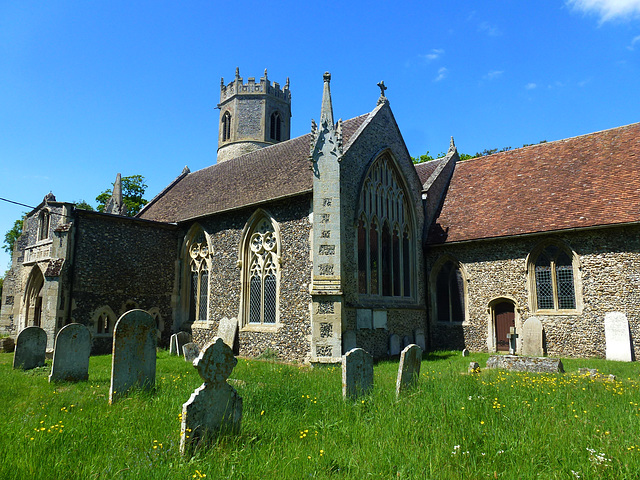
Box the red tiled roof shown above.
[428,122,640,244]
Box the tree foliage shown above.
[412,140,548,164]
[96,175,148,217]
[73,200,94,211]
[3,218,24,254]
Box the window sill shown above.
[531,309,581,316]
[240,323,280,333]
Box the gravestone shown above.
[486,355,564,373]
[414,328,426,351]
[521,317,544,357]
[604,312,632,362]
[0,337,15,353]
[217,317,238,350]
[49,323,91,382]
[180,337,242,455]
[468,361,480,373]
[462,348,469,357]
[109,310,157,404]
[396,344,422,397]
[506,327,518,355]
[342,330,357,353]
[389,334,401,355]
[342,348,373,399]
[357,309,372,329]
[170,331,192,356]
[402,335,412,349]
[13,326,47,370]
[183,342,200,363]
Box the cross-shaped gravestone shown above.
[180,338,242,456]
[506,327,518,355]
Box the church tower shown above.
[217,68,292,163]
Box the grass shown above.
[1,350,640,479]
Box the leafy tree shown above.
[3,218,24,254]
[96,174,148,217]
[73,200,94,211]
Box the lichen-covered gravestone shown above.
[182,342,200,363]
[109,310,157,404]
[521,317,544,357]
[605,312,632,362]
[342,348,373,399]
[396,344,422,397]
[49,323,91,382]
[180,338,242,455]
[13,326,47,370]
[170,331,191,356]
[216,317,238,350]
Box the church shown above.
[1,69,639,362]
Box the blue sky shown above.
[1,0,640,269]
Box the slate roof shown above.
[428,122,640,245]
[139,114,369,223]
[414,158,444,185]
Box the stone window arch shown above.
[222,111,232,141]
[181,224,212,323]
[270,111,282,141]
[356,152,415,298]
[92,306,117,336]
[527,240,581,313]
[430,256,467,323]
[38,209,51,241]
[239,210,281,328]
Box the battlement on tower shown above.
[219,68,291,104]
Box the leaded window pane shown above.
[556,265,576,309]
[357,220,367,294]
[436,264,451,323]
[249,275,261,323]
[392,230,400,296]
[198,269,208,321]
[369,222,378,295]
[450,268,465,322]
[381,222,392,296]
[535,266,554,309]
[264,275,277,324]
[190,270,198,321]
[403,231,411,297]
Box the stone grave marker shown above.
[342,348,373,399]
[109,309,157,404]
[0,337,15,353]
[357,309,372,329]
[414,328,426,351]
[342,330,357,353]
[506,327,519,355]
[486,355,564,373]
[170,331,192,356]
[389,334,401,355]
[521,317,544,357]
[180,337,242,455]
[402,335,412,349]
[462,348,469,357]
[13,326,47,370]
[604,312,632,362]
[396,344,422,397]
[183,342,200,363]
[49,323,91,382]
[217,317,239,350]
[468,361,480,373]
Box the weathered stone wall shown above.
[426,224,640,359]
[217,141,271,163]
[189,195,312,362]
[72,211,178,352]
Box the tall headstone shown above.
[396,344,422,397]
[183,342,200,363]
[180,338,242,455]
[170,331,192,356]
[414,328,426,351]
[49,323,91,382]
[604,312,632,362]
[109,310,157,404]
[342,348,373,399]
[521,317,544,357]
[13,326,47,370]
[389,334,401,356]
[342,330,357,353]
[217,317,238,350]
[356,309,372,330]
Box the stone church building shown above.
[1,69,639,361]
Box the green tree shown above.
[96,175,148,216]
[73,200,94,211]
[3,218,24,254]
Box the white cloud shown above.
[478,21,501,36]
[484,70,504,80]
[434,67,448,82]
[628,34,640,49]
[420,49,444,62]
[525,83,537,90]
[567,0,640,21]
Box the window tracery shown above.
[530,243,578,312]
[188,230,210,322]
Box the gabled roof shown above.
[138,114,369,223]
[428,122,640,245]
[414,158,444,185]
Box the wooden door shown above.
[494,302,515,352]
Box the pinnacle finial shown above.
[320,72,334,126]
[220,77,224,87]
[264,68,268,79]
[377,80,389,105]
[285,77,290,88]
[449,136,456,153]
[235,67,240,79]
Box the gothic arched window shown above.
[270,111,281,141]
[433,260,465,323]
[222,111,232,142]
[357,154,415,298]
[241,212,280,326]
[529,242,578,312]
[38,209,51,241]
[182,226,211,323]
[92,306,116,335]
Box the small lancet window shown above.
[270,111,282,141]
[222,112,232,141]
[38,210,51,241]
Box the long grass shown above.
[1,350,639,479]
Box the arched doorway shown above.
[24,267,44,328]
[493,301,515,352]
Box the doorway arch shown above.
[24,267,44,328]
[487,297,519,353]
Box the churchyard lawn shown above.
[1,350,639,479]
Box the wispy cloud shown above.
[420,49,444,62]
[484,70,504,80]
[628,34,640,49]
[478,21,501,36]
[567,0,640,22]
[525,83,537,90]
[434,67,448,82]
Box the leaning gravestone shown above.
[342,348,373,399]
[109,309,157,404]
[170,331,192,356]
[389,334,401,356]
[183,342,200,363]
[180,337,242,455]
[13,326,47,370]
[49,323,91,382]
[342,330,357,353]
[396,344,422,397]
[604,312,632,362]
[521,317,544,357]
[217,317,238,350]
